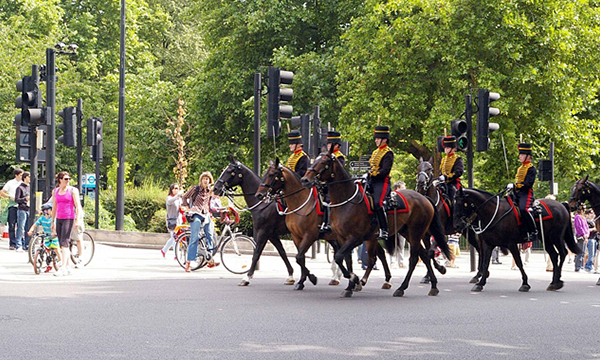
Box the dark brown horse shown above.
[416,158,487,284]
[454,187,580,292]
[255,158,391,291]
[569,176,600,286]
[213,155,295,286]
[302,152,451,298]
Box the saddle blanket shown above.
[506,197,553,226]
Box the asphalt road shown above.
[1,238,600,359]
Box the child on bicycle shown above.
[27,203,62,267]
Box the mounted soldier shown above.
[286,130,309,177]
[320,130,345,234]
[438,135,464,204]
[367,125,394,240]
[508,143,538,242]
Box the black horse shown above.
[416,158,489,284]
[213,155,295,286]
[454,187,580,292]
[569,176,600,286]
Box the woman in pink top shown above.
[51,171,82,276]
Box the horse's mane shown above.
[586,179,600,195]
[317,152,353,180]
[281,165,303,183]
[236,161,259,179]
[464,188,496,198]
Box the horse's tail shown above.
[426,196,452,260]
[561,202,582,255]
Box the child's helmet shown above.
[41,203,52,211]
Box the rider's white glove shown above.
[438,175,446,182]
[361,173,368,179]
[506,183,514,190]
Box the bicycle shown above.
[174,207,256,274]
[31,233,60,275]
[28,230,95,267]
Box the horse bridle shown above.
[456,189,514,234]
[570,180,600,221]
[306,154,337,184]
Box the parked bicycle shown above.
[28,230,95,267]
[174,207,256,274]
[31,233,60,274]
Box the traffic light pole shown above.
[46,48,56,197]
[115,0,126,230]
[253,73,261,176]
[465,94,476,272]
[76,99,83,197]
[29,65,40,235]
[549,142,555,195]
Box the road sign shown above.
[349,160,370,172]
[82,173,96,188]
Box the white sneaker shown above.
[54,268,66,277]
[15,248,24,253]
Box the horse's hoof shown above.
[428,288,440,296]
[238,280,250,286]
[360,279,367,286]
[340,290,353,298]
[519,284,531,292]
[354,283,363,292]
[420,276,430,284]
[381,282,392,290]
[469,277,479,284]
[471,284,483,292]
[596,278,600,286]
[294,283,305,291]
[308,274,317,285]
[284,277,295,285]
[546,281,563,291]
[329,280,340,286]
[438,266,447,275]
[393,288,405,297]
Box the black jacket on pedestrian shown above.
[15,183,30,211]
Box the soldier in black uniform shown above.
[439,135,464,204]
[367,125,394,240]
[286,130,309,177]
[320,130,345,234]
[508,143,538,241]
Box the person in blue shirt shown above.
[28,203,61,264]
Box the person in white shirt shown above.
[1,168,24,250]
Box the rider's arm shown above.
[521,167,537,190]
[449,157,464,181]
[296,155,309,177]
[370,151,393,180]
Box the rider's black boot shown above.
[320,206,332,235]
[525,210,538,242]
[376,207,388,240]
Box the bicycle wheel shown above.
[220,235,256,274]
[70,231,95,266]
[33,249,45,275]
[175,231,207,271]
[28,235,43,265]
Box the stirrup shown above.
[319,223,332,235]
[378,229,388,240]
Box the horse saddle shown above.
[385,190,410,214]
[506,197,553,225]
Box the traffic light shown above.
[267,67,293,138]
[538,159,552,181]
[476,89,501,152]
[450,119,469,151]
[58,106,76,147]
[89,118,103,162]
[15,74,45,127]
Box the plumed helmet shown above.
[374,125,390,140]
[518,143,532,156]
[287,130,302,145]
[327,130,342,145]
[442,136,456,148]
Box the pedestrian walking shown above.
[51,171,82,276]
[14,171,31,252]
[161,183,183,258]
[573,205,589,272]
[0,168,23,250]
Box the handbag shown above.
[166,217,177,231]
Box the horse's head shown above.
[569,176,591,211]
[302,152,336,188]
[416,157,434,194]
[453,187,476,231]
[214,155,244,196]
[255,158,285,201]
